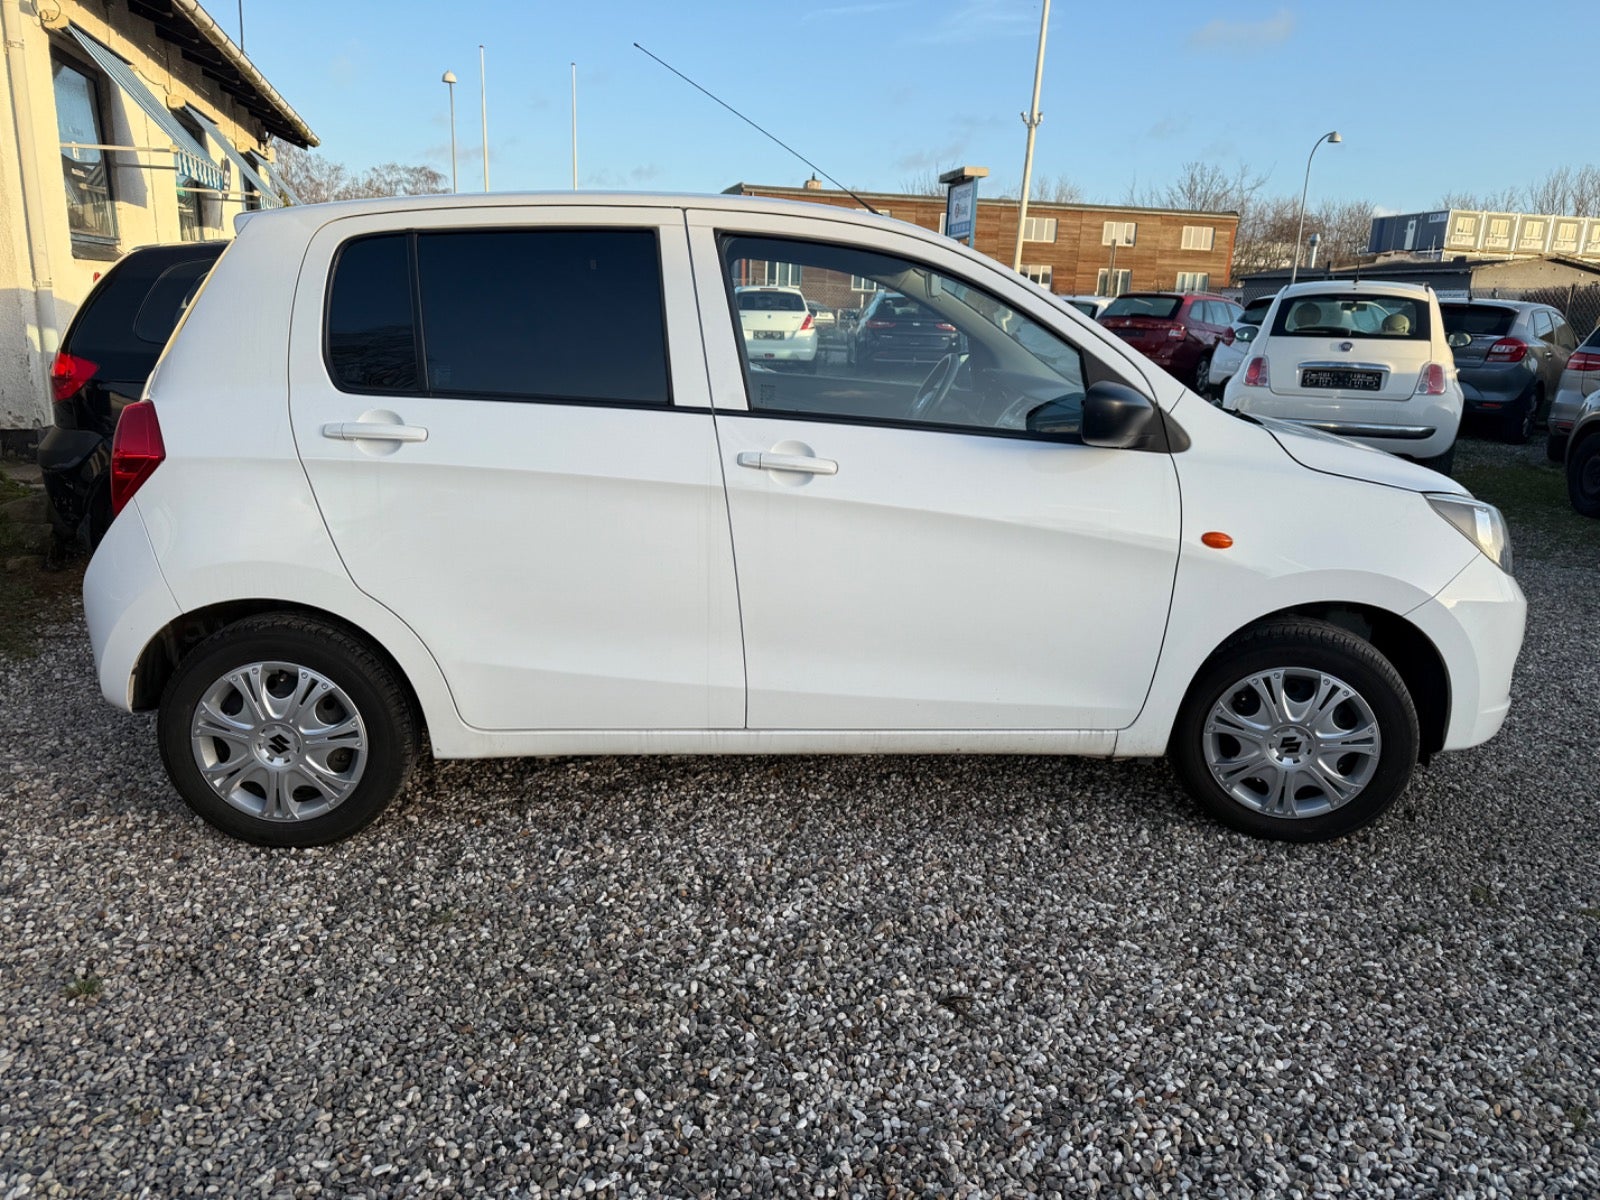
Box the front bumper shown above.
[1404,552,1526,751]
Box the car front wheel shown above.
[157,614,418,846]
[1169,619,1420,841]
[1570,433,1600,518]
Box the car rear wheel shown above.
[1546,433,1568,464]
[1569,433,1600,519]
[157,614,418,846]
[1502,387,1538,444]
[1193,353,1212,396]
[1169,619,1419,842]
[1415,444,1455,476]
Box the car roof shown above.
[1279,279,1432,299]
[1439,298,1543,312]
[735,285,804,294]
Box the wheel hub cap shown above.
[190,661,368,822]
[1202,667,1382,819]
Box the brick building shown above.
[724,181,1239,304]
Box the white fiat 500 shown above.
[1222,280,1465,474]
[735,284,818,369]
[85,194,1524,847]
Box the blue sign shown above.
[945,179,977,244]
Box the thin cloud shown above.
[1187,9,1295,52]
[910,0,1037,45]
[1148,116,1187,141]
[803,0,911,21]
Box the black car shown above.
[849,291,961,370]
[39,242,224,548]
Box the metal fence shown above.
[1466,283,1600,338]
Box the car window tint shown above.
[326,234,419,392]
[132,258,214,345]
[1441,305,1515,337]
[739,290,806,312]
[722,234,1087,441]
[1274,294,1429,340]
[1103,295,1181,320]
[1553,318,1576,352]
[416,229,669,404]
[1531,310,1555,343]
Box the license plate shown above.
[1302,368,1382,390]
[755,330,784,340]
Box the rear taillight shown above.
[865,319,894,329]
[1222,327,1235,345]
[1242,357,1270,388]
[1568,350,1600,372]
[1165,323,1186,340]
[1416,363,1448,396]
[109,401,165,516]
[50,351,98,402]
[1485,337,1528,363]
[799,313,814,331]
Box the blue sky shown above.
[238,0,1587,212]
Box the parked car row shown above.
[80,192,1525,848]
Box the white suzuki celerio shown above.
[85,194,1524,846]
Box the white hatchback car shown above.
[86,194,1524,847]
[1222,280,1464,473]
[736,284,818,369]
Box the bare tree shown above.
[1151,160,1267,215]
[272,145,448,204]
[1307,198,1378,268]
[1033,173,1083,203]
[899,169,942,196]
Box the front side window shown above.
[52,56,117,247]
[1273,294,1430,340]
[722,234,1088,441]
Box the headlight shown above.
[1427,493,1513,575]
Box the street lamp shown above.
[441,70,458,193]
[1290,130,1341,287]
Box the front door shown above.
[287,207,743,731]
[689,213,1182,731]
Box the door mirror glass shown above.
[1234,324,1257,344]
[1081,381,1159,449]
[1446,330,1471,349]
[1024,397,1083,437]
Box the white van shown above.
[1222,280,1464,473]
[84,194,1523,846]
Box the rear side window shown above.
[132,259,214,346]
[1240,297,1273,325]
[416,229,669,404]
[1273,294,1430,340]
[326,234,419,392]
[1441,305,1515,337]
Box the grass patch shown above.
[0,472,83,659]
[1452,439,1600,566]
[64,975,103,1000]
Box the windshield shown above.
[1272,294,1430,340]
[1103,295,1181,320]
[738,290,806,312]
[1441,304,1516,337]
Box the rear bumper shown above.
[37,426,108,544]
[1458,364,1535,410]
[746,334,817,363]
[1547,385,1591,435]
[83,501,181,712]
[1404,553,1526,751]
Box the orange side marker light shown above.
[1201,531,1234,549]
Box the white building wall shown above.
[1,0,282,428]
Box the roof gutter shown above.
[166,0,319,147]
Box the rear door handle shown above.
[736,451,838,476]
[322,421,429,443]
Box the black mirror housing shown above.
[1081,381,1159,449]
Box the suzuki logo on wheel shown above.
[267,733,292,756]
[1279,735,1303,756]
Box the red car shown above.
[1099,292,1243,395]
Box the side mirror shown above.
[1234,325,1258,344]
[1025,397,1082,437]
[1446,330,1471,349]
[1081,381,1159,449]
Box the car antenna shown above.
[633,43,883,216]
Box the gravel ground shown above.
[2,446,1598,1199]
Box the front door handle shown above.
[736,450,837,476]
[322,421,429,443]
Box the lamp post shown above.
[1290,130,1340,287]
[479,44,489,192]
[441,70,458,193]
[1011,0,1050,272]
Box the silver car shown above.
[1547,323,1600,462]
[1440,300,1577,445]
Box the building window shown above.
[756,262,802,287]
[1552,221,1580,253]
[1021,216,1058,242]
[1102,221,1136,246]
[1096,268,1131,297]
[850,274,879,293]
[937,212,946,235]
[1020,264,1053,288]
[1175,272,1210,291]
[1180,225,1214,251]
[52,55,118,250]
[174,109,220,241]
[1517,219,1547,251]
[1484,217,1512,249]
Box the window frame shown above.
[1174,272,1211,293]
[51,48,120,253]
[1095,267,1132,297]
[1020,263,1053,288]
[1101,221,1137,247]
[1021,215,1058,243]
[714,230,1133,446]
[320,225,676,409]
[1180,225,1214,252]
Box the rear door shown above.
[287,206,743,731]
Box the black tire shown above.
[1415,443,1455,476]
[1168,619,1420,842]
[1569,432,1600,519]
[157,614,418,846]
[1501,388,1537,445]
[1546,433,1568,464]
[1193,353,1212,396]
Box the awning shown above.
[66,25,227,193]
[187,107,279,207]
[262,160,302,206]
